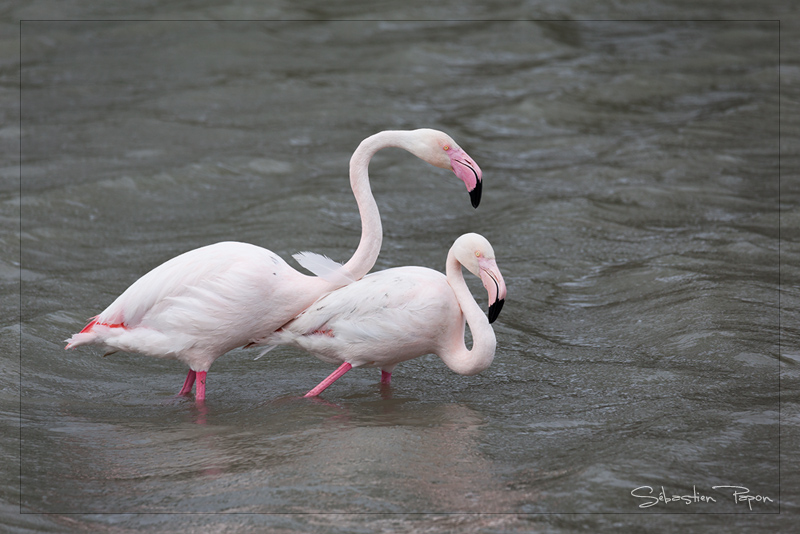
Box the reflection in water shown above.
[252,396,536,514]
[191,401,207,426]
[29,395,535,514]
[275,401,517,513]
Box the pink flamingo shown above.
[65,129,483,401]
[257,233,507,397]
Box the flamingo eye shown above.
[443,145,450,151]
[475,251,481,257]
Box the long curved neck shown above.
[438,251,497,376]
[341,130,418,279]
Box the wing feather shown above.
[292,251,356,287]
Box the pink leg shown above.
[380,370,392,385]
[305,362,352,397]
[195,371,207,402]
[178,370,196,396]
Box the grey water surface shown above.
[6,6,798,534]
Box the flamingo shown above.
[65,129,483,401]
[257,232,507,397]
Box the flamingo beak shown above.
[449,148,482,208]
[488,297,504,324]
[478,257,507,323]
[468,177,482,209]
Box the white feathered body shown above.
[64,129,485,398]
[265,266,469,371]
[66,241,334,372]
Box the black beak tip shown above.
[487,298,505,324]
[469,179,482,208]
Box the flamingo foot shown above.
[178,370,196,396]
[305,362,352,397]
[380,370,392,385]
[195,371,207,402]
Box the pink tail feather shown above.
[77,317,99,334]
[65,317,127,349]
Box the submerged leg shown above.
[195,371,207,402]
[305,362,352,397]
[380,370,392,385]
[178,370,196,396]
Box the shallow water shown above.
[5,4,798,533]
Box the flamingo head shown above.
[406,129,483,208]
[453,233,507,323]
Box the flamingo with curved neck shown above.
[65,129,483,401]
[259,233,507,396]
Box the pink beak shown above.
[449,147,482,208]
[478,256,507,323]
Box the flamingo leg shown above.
[178,370,196,396]
[305,362,352,397]
[195,371,207,402]
[380,370,392,385]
